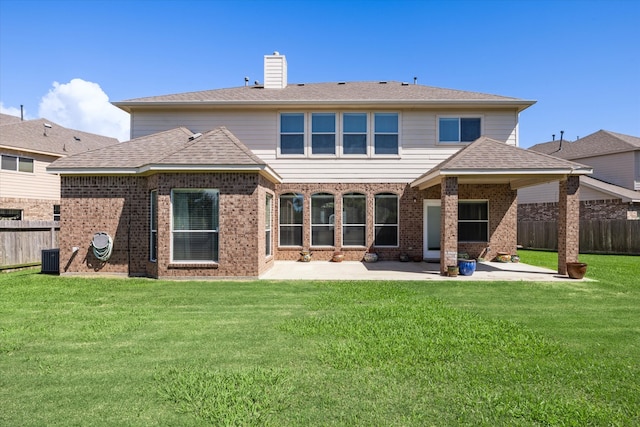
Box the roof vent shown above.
[379,81,387,84]
[297,83,305,86]
[74,136,81,141]
[188,132,203,141]
[401,82,409,86]
[338,81,346,85]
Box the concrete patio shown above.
[261,260,586,281]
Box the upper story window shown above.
[280,113,305,155]
[459,200,488,242]
[53,205,61,222]
[311,113,336,155]
[1,154,34,173]
[374,113,399,155]
[438,117,482,144]
[343,113,367,155]
[171,189,219,263]
[278,112,399,158]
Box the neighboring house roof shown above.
[47,126,282,183]
[411,136,592,190]
[0,116,118,158]
[581,176,640,203]
[529,129,640,160]
[114,81,535,112]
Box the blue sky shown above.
[1,0,638,146]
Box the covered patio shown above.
[410,137,592,275]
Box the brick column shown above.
[558,176,580,275]
[440,177,458,275]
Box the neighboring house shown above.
[519,130,640,221]
[48,52,591,279]
[518,130,639,254]
[0,114,119,220]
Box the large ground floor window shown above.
[279,193,303,246]
[374,193,399,247]
[171,189,219,262]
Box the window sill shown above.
[168,262,219,269]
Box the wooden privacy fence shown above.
[518,220,640,255]
[0,221,59,268]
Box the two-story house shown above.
[1,113,118,220]
[48,53,591,279]
[519,130,640,221]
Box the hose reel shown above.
[91,232,113,261]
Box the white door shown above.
[423,200,441,260]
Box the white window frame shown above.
[53,204,61,222]
[265,193,273,257]
[278,193,304,247]
[373,112,400,156]
[374,193,399,248]
[437,115,483,145]
[311,112,337,156]
[341,112,369,157]
[277,112,401,159]
[342,193,366,247]
[278,112,306,157]
[458,199,489,243]
[311,192,335,247]
[1,154,34,173]
[170,188,219,263]
[150,190,157,262]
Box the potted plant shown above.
[566,262,588,279]
[363,249,378,263]
[299,250,312,262]
[447,265,459,277]
[399,253,410,262]
[332,251,345,262]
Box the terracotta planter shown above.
[567,262,588,279]
[447,266,459,277]
[332,252,344,263]
[300,251,312,262]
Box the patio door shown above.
[423,200,441,260]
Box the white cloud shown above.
[38,79,130,141]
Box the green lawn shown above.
[1,251,638,426]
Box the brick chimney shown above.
[263,52,287,89]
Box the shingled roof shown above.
[529,130,640,160]
[0,115,118,157]
[114,81,535,112]
[411,137,592,190]
[47,126,282,182]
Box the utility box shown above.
[41,249,60,274]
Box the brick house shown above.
[519,130,640,221]
[48,53,591,279]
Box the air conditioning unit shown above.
[41,249,60,274]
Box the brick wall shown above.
[0,197,58,221]
[519,199,640,221]
[274,182,515,263]
[60,172,273,279]
[60,175,519,278]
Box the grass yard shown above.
[1,250,638,426]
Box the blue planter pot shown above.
[458,259,476,276]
